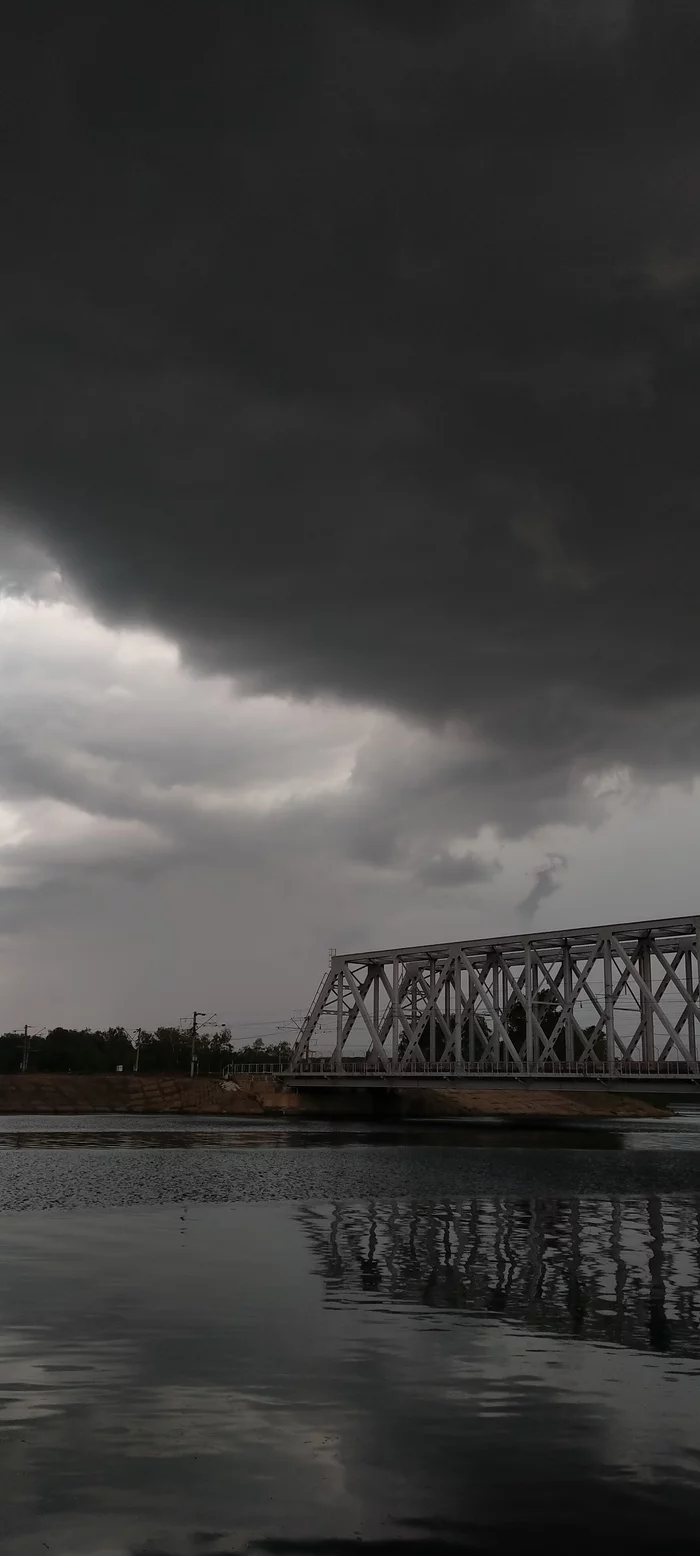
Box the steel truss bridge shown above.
[287,915,700,1089]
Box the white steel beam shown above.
[498,954,551,1056]
[454,953,463,1069]
[461,954,523,1069]
[609,935,694,1066]
[376,963,421,1060]
[290,915,700,1077]
[342,963,391,1070]
[335,968,344,1074]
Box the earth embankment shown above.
[0,1073,668,1118]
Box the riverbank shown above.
[0,1073,669,1118]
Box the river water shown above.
[1,1114,700,1555]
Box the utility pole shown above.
[20,1024,41,1073]
[185,1011,217,1078]
[133,1028,143,1074]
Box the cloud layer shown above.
[0,6,699,1021]
[0,562,697,1029]
[1,3,699,838]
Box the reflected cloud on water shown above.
[0,1327,134,1426]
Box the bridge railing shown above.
[226,1058,699,1080]
[226,1063,284,1075]
[283,1056,699,1078]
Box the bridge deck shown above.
[229,1061,700,1094]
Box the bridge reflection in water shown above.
[299,1196,700,1358]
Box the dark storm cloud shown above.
[2,2,700,832]
[518,852,568,920]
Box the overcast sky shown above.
[1,2,699,1034]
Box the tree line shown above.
[0,990,603,1075]
[0,1028,293,1076]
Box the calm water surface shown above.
[1,1113,700,1555]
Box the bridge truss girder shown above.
[288,916,700,1076]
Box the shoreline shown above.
[0,1073,670,1121]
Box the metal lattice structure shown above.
[289,915,700,1080]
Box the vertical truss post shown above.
[335,967,344,1073]
[492,955,500,1064]
[429,959,436,1068]
[638,935,655,1066]
[603,937,615,1073]
[686,946,697,1065]
[454,952,463,1069]
[373,968,380,1036]
[524,941,534,1071]
[392,956,400,1071]
[694,916,700,1067]
[562,940,574,1066]
[470,971,478,1066]
[531,955,539,1067]
[501,962,510,1064]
